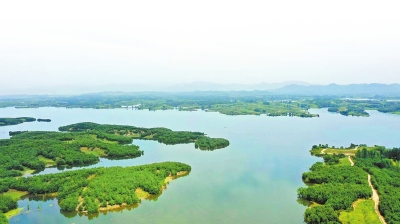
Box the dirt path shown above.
[348,156,354,166]
[321,146,358,155]
[368,174,387,224]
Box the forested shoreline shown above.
[59,122,229,150]
[1,93,400,117]
[0,162,191,222]
[0,117,36,126]
[299,144,400,224]
[0,122,228,179]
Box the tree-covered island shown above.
[0,122,229,179]
[299,144,400,224]
[0,162,191,222]
[0,117,36,126]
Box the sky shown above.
[0,0,400,94]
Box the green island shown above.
[37,118,51,122]
[0,117,36,126]
[0,122,229,178]
[0,162,191,223]
[299,144,400,224]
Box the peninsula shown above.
[299,144,400,223]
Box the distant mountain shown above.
[0,81,310,95]
[163,81,310,92]
[273,83,400,96]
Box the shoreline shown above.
[83,171,189,214]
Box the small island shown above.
[299,144,400,224]
[59,122,229,150]
[0,117,36,126]
[37,118,51,122]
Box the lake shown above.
[1,107,400,224]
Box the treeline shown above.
[299,165,371,209]
[0,117,36,126]
[37,118,51,122]
[0,130,143,178]
[1,162,190,215]
[0,195,17,214]
[0,195,17,224]
[59,122,229,150]
[309,98,400,116]
[0,213,7,224]
[2,94,400,116]
[299,144,372,223]
[327,106,369,116]
[353,146,400,223]
[302,144,400,224]
[310,143,358,156]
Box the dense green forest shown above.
[1,92,400,117]
[0,117,36,126]
[0,213,7,224]
[354,146,400,223]
[299,165,371,212]
[194,137,229,150]
[37,118,51,122]
[0,131,142,178]
[0,122,221,223]
[0,162,190,218]
[307,98,400,116]
[0,122,228,179]
[300,144,400,224]
[59,122,229,150]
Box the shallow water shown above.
[1,107,400,224]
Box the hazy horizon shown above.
[1,0,400,94]
[1,81,400,96]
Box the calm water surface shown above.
[1,107,400,224]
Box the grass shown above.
[38,156,56,166]
[80,147,106,157]
[4,208,23,219]
[2,189,29,200]
[135,188,150,199]
[337,157,352,166]
[339,199,381,224]
[23,168,35,175]
[324,148,357,155]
